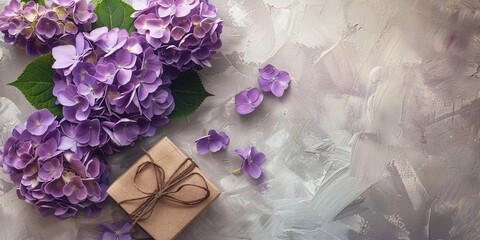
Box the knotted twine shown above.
[118,147,210,230]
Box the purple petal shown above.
[195,138,209,155]
[252,152,266,165]
[244,163,262,179]
[208,140,223,153]
[52,45,76,69]
[271,80,287,97]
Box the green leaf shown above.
[92,0,136,32]
[8,54,62,116]
[90,0,103,7]
[169,70,213,119]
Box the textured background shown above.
[1,0,480,239]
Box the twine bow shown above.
[119,147,210,228]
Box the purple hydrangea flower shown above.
[0,109,110,218]
[37,138,61,161]
[52,34,92,74]
[132,0,222,71]
[35,17,60,38]
[38,158,63,181]
[97,220,132,240]
[63,175,87,204]
[0,0,96,56]
[195,129,229,154]
[95,28,128,57]
[51,30,175,152]
[234,88,264,115]
[257,64,291,97]
[95,62,117,85]
[26,109,56,136]
[234,146,265,179]
[75,119,101,147]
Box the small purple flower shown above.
[76,75,106,104]
[56,86,92,122]
[113,49,137,85]
[124,37,142,54]
[234,88,264,115]
[95,63,117,85]
[52,34,91,74]
[175,0,200,17]
[137,69,162,101]
[75,119,101,147]
[258,64,291,97]
[109,119,140,146]
[157,0,176,18]
[26,109,56,136]
[195,129,229,155]
[234,146,265,179]
[37,138,61,161]
[1,0,21,18]
[140,89,174,119]
[35,17,60,38]
[95,28,128,57]
[38,158,63,181]
[96,220,132,240]
[73,0,96,24]
[43,178,66,197]
[63,175,87,204]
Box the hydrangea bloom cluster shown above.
[132,0,223,71]
[0,109,110,218]
[51,28,175,153]
[0,0,96,56]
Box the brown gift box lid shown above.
[107,137,220,240]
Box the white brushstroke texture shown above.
[1,0,480,239]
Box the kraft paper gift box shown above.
[107,137,220,240]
